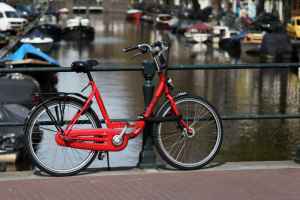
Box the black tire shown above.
[25,96,100,176]
[153,95,223,170]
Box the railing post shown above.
[138,61,156,168]
[295,145,300,163]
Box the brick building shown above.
[292,0,300,16]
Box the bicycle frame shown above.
[55,72,188,151]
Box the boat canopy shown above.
[2,44,59,65]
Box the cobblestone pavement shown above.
[0,161,300,200]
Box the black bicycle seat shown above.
[71,60,99,73]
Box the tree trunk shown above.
[257,0,265,16]
[282,0,292,24]
[191,0,200,11]
[211,0,222,8]
[164,0,173,6]
[211,0,223,21]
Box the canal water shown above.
[48,13,300,168]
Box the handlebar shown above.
[122,46,139,53]
[123,41,169,71]
[122,41,168,55]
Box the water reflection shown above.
[52,13,300,167]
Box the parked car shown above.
[287,16,300,39]
[0,2,27,33]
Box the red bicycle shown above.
[25,41,223,176]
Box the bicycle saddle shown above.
[71,60,99,73]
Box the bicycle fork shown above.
[165,90,194,136]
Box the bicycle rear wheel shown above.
[25,96,100,176]
[154,95,223,170]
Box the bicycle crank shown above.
[112,126,127,146]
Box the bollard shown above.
[138,61,156,168]
[295,145,300,163]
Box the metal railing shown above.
[1,62,300,124]
[2,61,300,165]
[1,62,299,72]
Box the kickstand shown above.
[106,151,110,171]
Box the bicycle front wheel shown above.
[154,95,223,170]
[25,97,100,176]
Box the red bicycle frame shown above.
[55,72,188,151]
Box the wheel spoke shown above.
[175,140,186,161]
[26,99,98,175]
[44,105,62,132]
[194,121,216,132]
[166,137,184,154]
[39,127,57,133]
[157,97,223,169]
[161,132,181,140]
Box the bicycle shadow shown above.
[33,166,137,177]
[33,161,226,177]
[156,161,226,171]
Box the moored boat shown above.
[184,22,211,43]
[29,24,62,42]
[58,8,69,14]
[141,14,154,23]
[171,19,196,34]
[126,9,143,21]
[21,29,54,52]
[1,44,59,90]
[62,17,95,41]
[240,32,264,62]
[89,6,104,13]
[212,26,234,44]
[241,32,263,52]
[184,31,211,43]
[72,6,87,14]
[20,36,54,52]
[155,14,178,29]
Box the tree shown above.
[211,0,223,15]
[282,0,292,24]
[257,0,265,15]
[191,0,200,11]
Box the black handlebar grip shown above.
[122,46,139,53]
